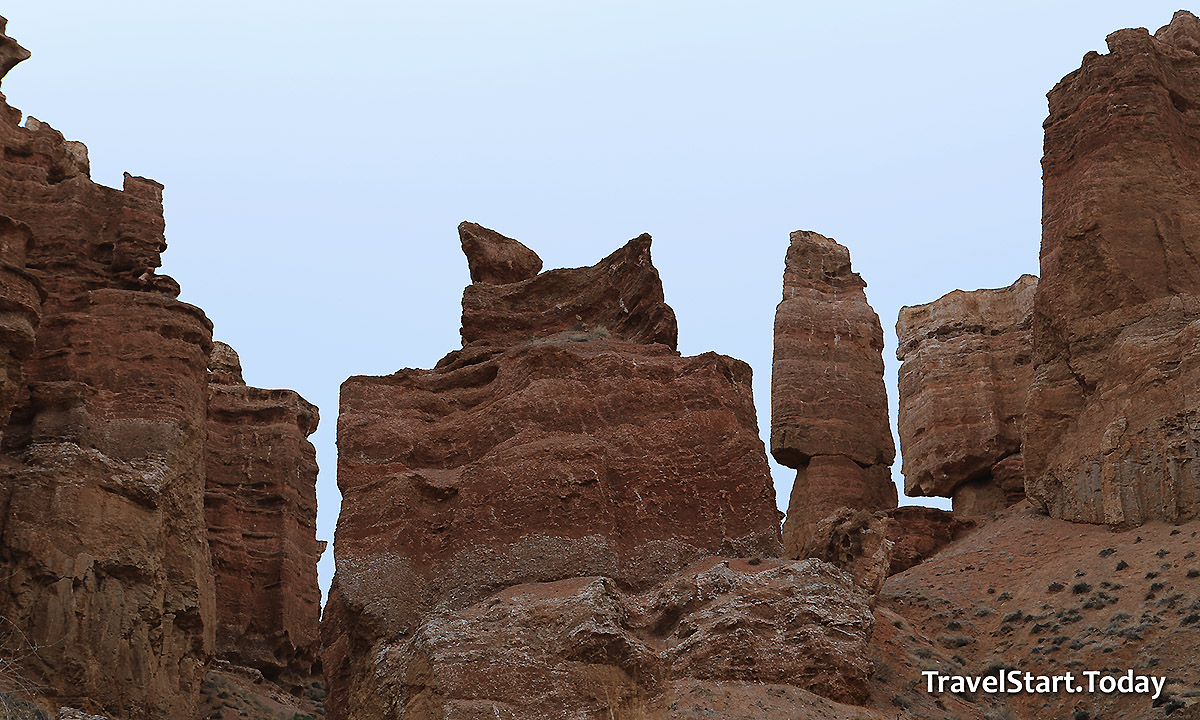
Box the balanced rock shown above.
[771,230,896,555]
[896,275,1036,516]
[1026,11,1200,525]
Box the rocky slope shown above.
[0,19,323,719]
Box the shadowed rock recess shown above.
[0,19,322,720]
[322,226,886,719]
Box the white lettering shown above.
[923,670,939,693]
[1150,676,1166,701]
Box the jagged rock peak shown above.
[208,341,245,385]
[782,229,867,295]
[1153,9,1200,54]
[0,16,30,84]
[460,226,678,349]
[459,220,543,284]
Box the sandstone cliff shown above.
[322,224,888,719]
[896,275,1036,516]
[205,342,324,692]
[769,230,897,560]
[1026,10,1200,526]
[0,20,322,718]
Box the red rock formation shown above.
[885,506,974,575]
[205,342,322,691]
[770,230,896,556]
[460,229,677,349]
[896,275,1036,516]
[379,558,875,718]
[0,44,214,713]
[325,225,869,719]
[458,221,542,284]
[799,508,892,595]
[1027,10,1200,525]
[0,21,323,718]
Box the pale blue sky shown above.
[2,2,1189,597]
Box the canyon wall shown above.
[0,20,322,718]
[896,275,1035,517]
[205,342,324,691]
[1026,10,1200,526]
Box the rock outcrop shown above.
[323,225,890,719]
[770,230,896,556]
[0,93,214,720]
[1026,11,1200,526]
[0,20,322,718]
[896,275,1036,516]
[205,342,323,691]
[885,506,975,575]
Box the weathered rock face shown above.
[0,52,214,717]
[460,230,677,349]
[324,226,861,719]
[799,508,892,595]
[458,221,542,285]
[896,275,1036,516]
[205,342,323,691]
[372,558,874,719]
[0,21,322,718]
[885,506,975,575]
[1027,11,1200,526]
[771,230,896,555]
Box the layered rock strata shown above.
[896,275,1036,516]
[770,230,897,556]
[1026,10,1200,525]
[0,21,322,718]
[323,225,887,719]
[205,342,323,691]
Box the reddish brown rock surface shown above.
[0,21,323,719]
[896,275,1036,516]
[770,230,896,555]
[885,506,975,575]
[376,558,875,719]
[1027,11,1200,526]
[0,68,214,719]
[460,231,677,349]
[205,342,323,691]
[325,226,901,719]
[458,221,542,285]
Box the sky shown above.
[0,1,1190,598]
